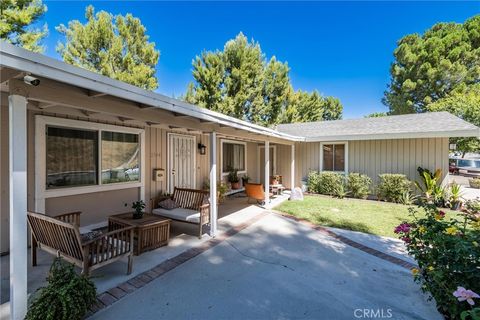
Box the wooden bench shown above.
[27,211,134,275]
[151,187,210,238]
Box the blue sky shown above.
[40,1,478,119]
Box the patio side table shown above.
[108,213,170,256]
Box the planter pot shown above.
[469,179,480,189]
[133,212,144,219]
[231,182,241,190]
[451,201,462,211]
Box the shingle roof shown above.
[276,112,479,141]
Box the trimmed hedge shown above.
[346,173,372,199]
[307,171,345,198]
[377,174,411,203]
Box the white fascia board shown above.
[304,128,480,142]
[0,41,303,142]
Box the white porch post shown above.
[264,140,270,205]
[209,132,217,237]
[291,144,295,189]
[9,93,28,320]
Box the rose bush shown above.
[395,202,480,319]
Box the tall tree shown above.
[186,33,273,125]
[186,32,342,126]
[384,15,480,114]
[0,0,47,52]
[278,90,342,124]
[56,5,159,90]
[427,84,480,156]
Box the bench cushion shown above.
[152,207,200,224]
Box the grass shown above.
[275,195,463,238]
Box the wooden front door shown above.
[168,134,196,192]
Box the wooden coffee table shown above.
[108,213,170,256]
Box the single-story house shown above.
[1,41,479,318]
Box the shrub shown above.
[377,174,411,203]
[469,178,480,189]
[26,258,96,320]
[394,204,480,319]
[307,171,345,198]
[346,173,371,199]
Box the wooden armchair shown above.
[27,211,134,275]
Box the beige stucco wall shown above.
[293,138,449,188]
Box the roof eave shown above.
[0,41,303,142]
[303,129,480,142]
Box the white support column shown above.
[291,144,295,189]
[264,140,270,205]
[209,132,217,237]
[9,93,28,320]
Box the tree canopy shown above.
[0,0,48,52]
[56,5,159,90]
[279,90,342,124]
[427,84,480,155]
[185,33,342,126]
[384,15,480,114]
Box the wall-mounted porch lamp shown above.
[198,143,207,155]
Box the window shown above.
[42,117,143,191]
[102,132,140,184]
[222,140,246,173]
[322,143,346,172]
[46,126,98,189]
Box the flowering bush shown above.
[395,203,480,319]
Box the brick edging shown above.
[86,211,270,318]
[272,210,417,270]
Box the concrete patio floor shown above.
[0,192,289,318]
[90,213,442,320]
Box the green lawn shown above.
[275,195,461,238]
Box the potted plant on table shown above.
[132,200,146,219]
[270,175,281,185]
[228,169,240,190]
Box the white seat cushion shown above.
[152,208,200,224]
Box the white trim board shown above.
[220,139,248,177]
[34,115,145,212]
[319,141,349,174]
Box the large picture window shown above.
[322,143,346,172]
[222,140,246,173]
[43,119,143,191]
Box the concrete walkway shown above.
[91,213,442,320]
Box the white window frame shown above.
[220,139,247,177]
[320,141,348,173]
[35,115,145,212]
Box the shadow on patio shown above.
[0,192,289,315]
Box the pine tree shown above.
[56,5,159,90]
[0,0,48,52]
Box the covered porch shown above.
[0,193,290,319]
[0,42,299,318]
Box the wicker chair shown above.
[27,211,134,275]
[151,188,210,238]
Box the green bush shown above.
[26,258,97,320]
[346,173,371,199]
[377,174,411,203]
[394,204,480,319]
[307,171,345,198]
